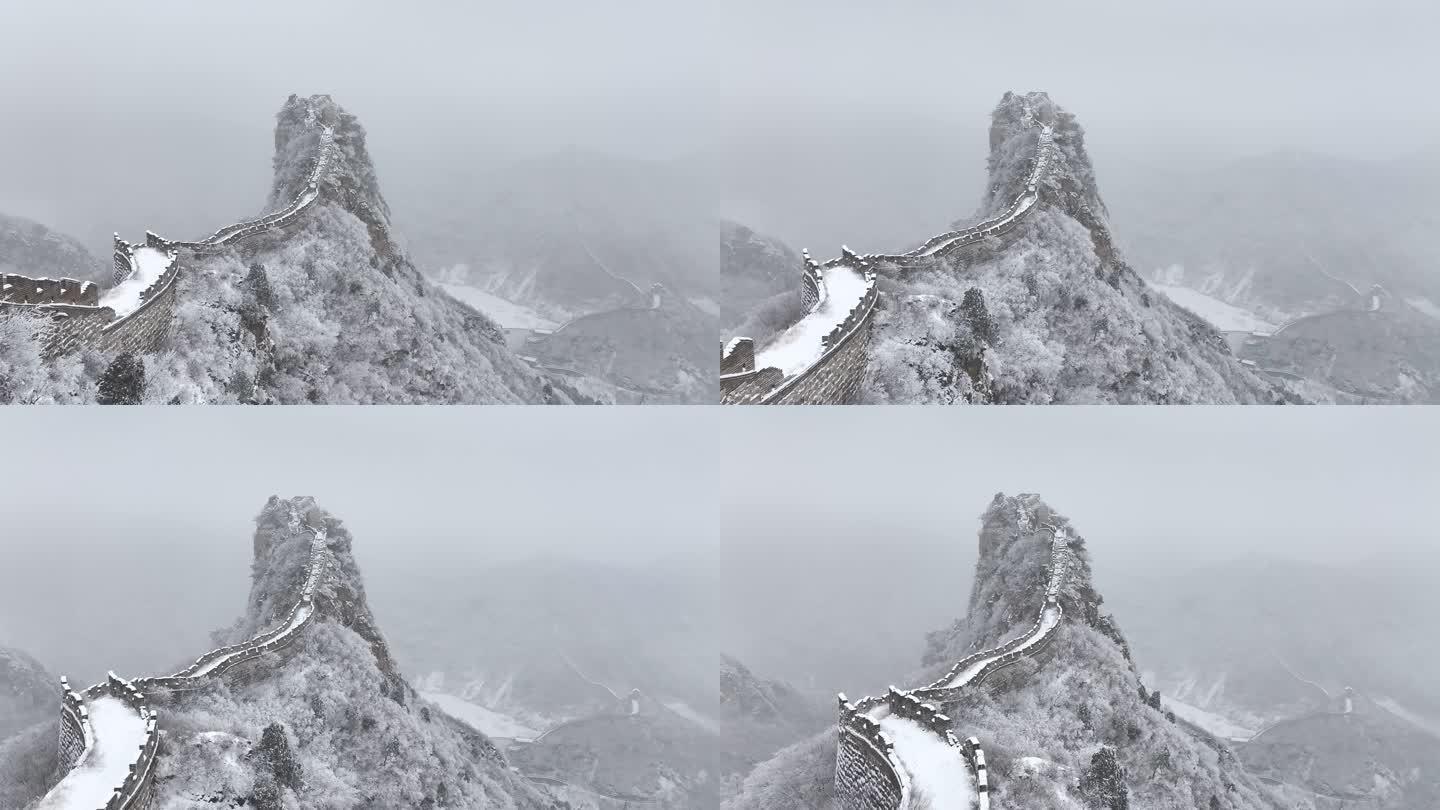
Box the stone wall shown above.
[961,737,990,810]
[722,271,878,405]
[801,250,824,312]
[835,723,906,810]
[766,288,876,405]
[57,676,90,771]
[2,102,335,362]
[0,275,99,306]
[835,515,1070,808]
[48,519,328,809]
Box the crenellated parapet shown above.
[722,106,1056,406]
[57,675,92,771]
[5,102,336,362]
[836,697,909,810]
[1,274,100,306]
[801,249,826,313]
[722,267,879,405]
[42,509,329,810]
[836,511,1072,809]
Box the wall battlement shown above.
[45,508,329,810]
[836,512,1071,809]
[722,105,1054,405]
[2,102,336,361]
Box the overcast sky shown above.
[4,1,1434,261]
[721,407,1440,689]
[0,408,714,681]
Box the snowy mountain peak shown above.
[271,94,392,237]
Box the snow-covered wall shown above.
[835,514,1070,809]
[0,101,335,361]
[57,676,90,772]
[836,698,908,810]
[721,96,1054,406]
[722,270,878,405]
[45,510,328,810]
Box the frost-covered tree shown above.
[96,352,145,404]
[1078,746,1128,809]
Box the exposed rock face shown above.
[864,92,1291,404]
[728,493,1291,810]
[146,496,558,809]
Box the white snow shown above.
[1160,696,1256,741]
[943,604,1061,689]
[754,265,869,376]
[1406,297,1440,321]
[185,599,313,678]
[1150,283,1277,333]
[1375,696,1440,739]
[421,691,541,740]
[663,700,720,732]
[439,283,557,330]
[36,696,148,810]
[878,715,974,809]
[99,247,173,317]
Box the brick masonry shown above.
[0,102,335,363]
[836,727,905,810]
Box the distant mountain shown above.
[719,654,830,799]
[1237,696,1440,808]
[1105,555,1440,737]
[0,213,105,283]
[376,557,716,733]
[720,221,800,337]
[728,494,1290,809]
[0,496,554,809]
[1,96,589,404]
[393,152,716,319]
[507,696,724,809]
[0,645,52,740]
[523,285,717,403]
[866,93,1293,403]
[1108,151,1440,323]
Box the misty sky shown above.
[721,407,1440,690]
[0,408,714,682]
[6,0,1436,259]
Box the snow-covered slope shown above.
[0,646,53,742]
[0,213,104,283]
[862,92,1291,404]
[721,221,803,338]
[727,494,1292,810]
[0,497,557,810]
[1,95,589,404]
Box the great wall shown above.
[0,99,337,361]
[720,101,1056,405]
[34,503,331,810]
[835,505,1074,810]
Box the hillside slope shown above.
[727,494,1292,809]
[1,96,586,404]
[864,92,1290,404]
[0,645,53,741]
[0,497,565,810]
[0,213,104,283]
[721,221,802,338]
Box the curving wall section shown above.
[0,103,336,361]
[38,509,329,810]
[720,267,879,405]
[835,512,1071,810]
[722,106,1055,405]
